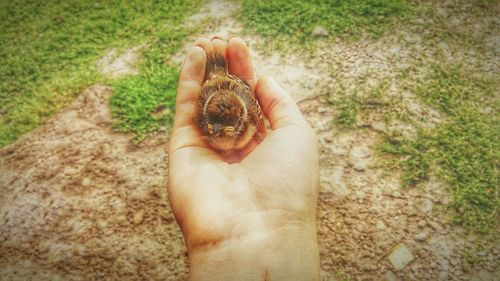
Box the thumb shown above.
[254,76,307,130]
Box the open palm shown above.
[167,37,319,262]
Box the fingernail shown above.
[211,35,226,42]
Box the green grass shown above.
[240,0,418,49]
[0,0,201,147]
[109,44,182,142]
[381,65,499,233]
[329,79,391,129]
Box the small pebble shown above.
[385,271,400,281]
[64,166,79,176]
[318,107,328,114]
[355,190,366,200]
[132,210,145,225]
[376,220,386,230]
[415,232,428,241]
[477,251,487,256]
[417,220,427,228]
[81,178,91,187]
[392,191,402,197]
[439,271,448,281]
[353,163,366,171]
[427,220,440,230]
[419,199,433,214]
[371,121,387,132]
[312,26,329,37]
[388,243,414,270]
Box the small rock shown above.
[403,206,417,216]
[388,243,415,270]
[440,259,450,271]
[419,199,433,214]
[81,178,91,187]
[413,18,426,25]
[362,263,377,271]
[351,145,372,159]
[116,215,127,223]
[439,271,448,281]
[132,210,145,225]
[355,190,366,200]
[353,161,368,172]
[312,26,329,37]
[376,220,386,230]
[440,227,450,235]
[436,7,448,18]
[415,231,429,241]
[371,121,387,132]
[427,220,441,230]
[392,190,402,197]
[477,251,487,256]
[356,224,366,233]
[385,270,401,281]
[320,168,351,197]
[318,107,329,114]
[438,41,451,58]
[404,32,422,43]
[352,161,366,172]
[64,166,79,176]
[343,218,353,225]
[417,220,427,228]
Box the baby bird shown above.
[195,52,262,151]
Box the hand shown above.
[167,36,320,281]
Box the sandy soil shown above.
[1,1,498,280]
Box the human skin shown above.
[167,36,320,281]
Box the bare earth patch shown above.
[1,1,498,280]
[97,47,141,78]
[0,86,186,281]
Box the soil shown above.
[0,1,498,280]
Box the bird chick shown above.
[195,52,262,151]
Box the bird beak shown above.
[213,123,222,136]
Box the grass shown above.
[381,65,499,233]
[109,44,182,142]
[240,0,419,49]
[0,0,201,147]
[1,0,420,146]
[329,78,391,129]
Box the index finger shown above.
[227,37,255,90]
[172,45,206,131]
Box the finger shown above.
[227,36,255,90]
[172,45,205,132]
[211,36,228,59]
[254,76,307,130]
[193,36,213,54]
[168,125,210,155]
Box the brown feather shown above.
[195,53,263,151]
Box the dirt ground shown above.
[1,1,498,280]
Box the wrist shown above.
[187,221,320,281]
